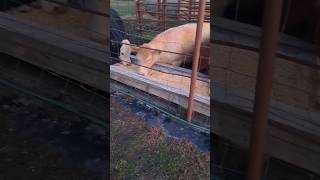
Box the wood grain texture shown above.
[0,13,108,92]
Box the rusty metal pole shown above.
[188,0,192,22]
[157,0,161,27]
[247,0,283,179]
[162,0,167,30]
[186,0,206,121]
[136,0,142,34]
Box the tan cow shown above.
[129,23,210,76]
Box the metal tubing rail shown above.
[247,0,283,179]
[186,0,206,121]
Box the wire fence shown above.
[0,53,108,128]
[0,0,210,127]
[214,0,320,50]
[0,0,111,129]
[212,43,320,139]
[110,0,210,69]
[110,0,211,122]
[212,0,320,126]
[212,1,320,178]
[212,133,320,179]
[1,0,319,178]
[211,51,320,180]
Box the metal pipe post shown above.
[186,0,206,121]
[162,0,167,30]
[136,0,142,34]
[188,0,192,22]
[247,0,283,179]
[157,0,162,27]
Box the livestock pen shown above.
[110,0,211,126]
[0,1,110,178]
[0,0,211,178]
[0,0,108,92]
[109,1,211,177]
[0,0,109,150]
[0,1,110,172]
[212,0,320,179]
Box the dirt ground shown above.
[0,81,210,180]
[110,97,210,179]
[0,86,106,180]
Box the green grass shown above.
[111,0,136,17]
[111,122,209,179]
[139,32,158,41]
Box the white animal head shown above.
[119,39,133,65]
[135,43,161,76]
[118,40,159,76]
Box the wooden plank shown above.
[212,17,319,68]
[0,13,108,71]
[110,64,210,116]
[0,13,108,92]
[0,56,107,122]
[0,37,108,91]
[212,105,320,175]
[213,83,320,141]
[211,31,320,174]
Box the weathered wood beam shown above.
[0,13,108,92]
[212,101,320,175]
[212,17,319,69]
[110,64,210,116]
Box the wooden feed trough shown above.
[110,58,210,117]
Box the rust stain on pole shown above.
[247,0,283,180]
[186,0,206,121]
